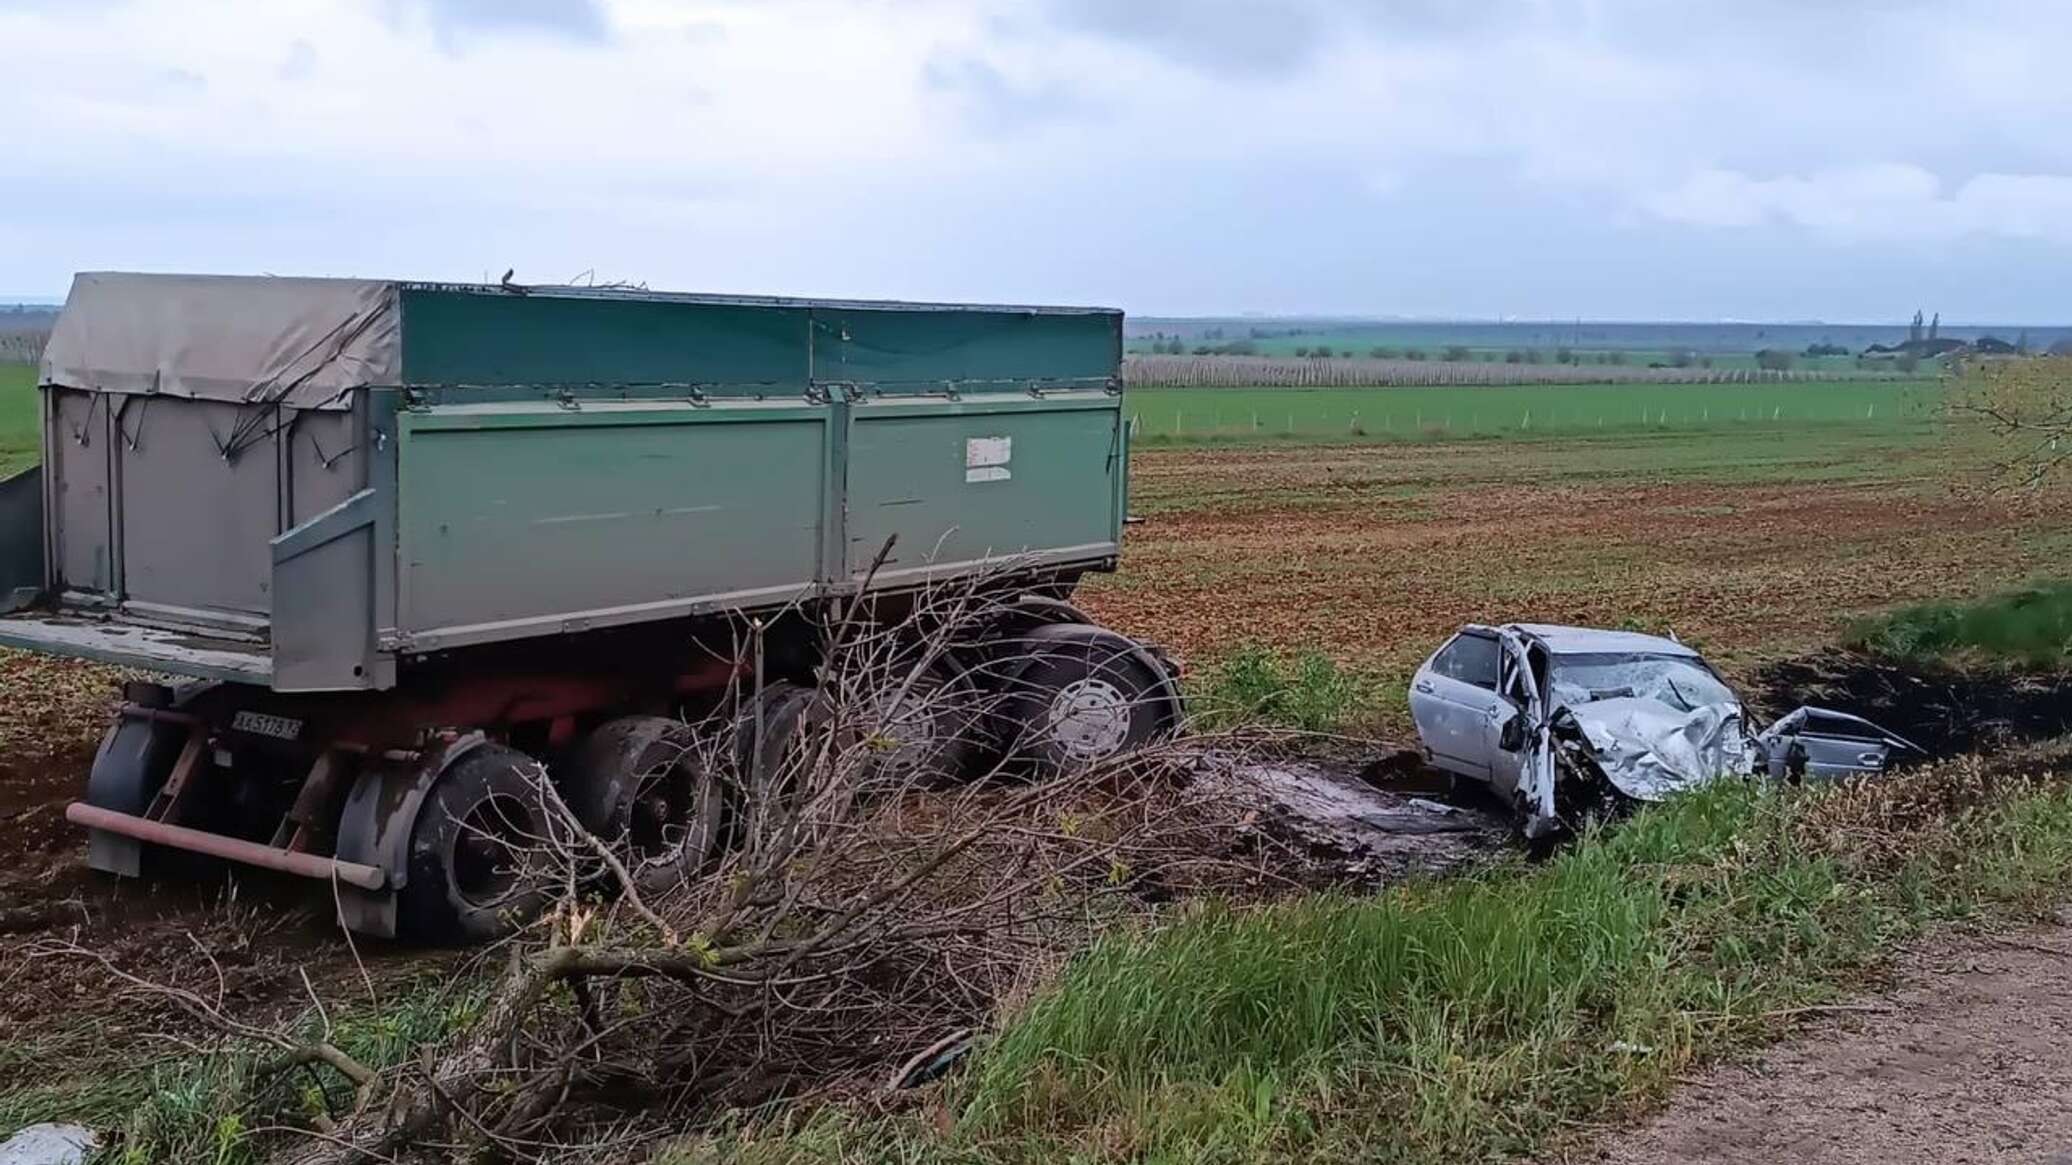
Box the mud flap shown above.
[81,690,187,877]
[0,465,43,614]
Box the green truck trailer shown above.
[0,273,1180,939]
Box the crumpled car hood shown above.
[1563,697,1753,801]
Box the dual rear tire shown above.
[564,717,727,894]
[399,722,728,943]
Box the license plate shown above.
[231,710,303,741]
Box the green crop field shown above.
[1126,333,1872,373]
[1124,379,1940,444]
[0,370,1942,470]
[0,362,35,478]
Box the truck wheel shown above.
[732,681,826,801]
[858,656,982,789]
[564,717,726,895]
[400,745,551,944]
[993,624,1177,778]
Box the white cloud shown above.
[2,0,2072,318]
[1642,164,2072,244]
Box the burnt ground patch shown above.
[1752,651,2072,758]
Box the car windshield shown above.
[1547,652,1736,713]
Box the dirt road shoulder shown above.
[1559,913,2072,1165]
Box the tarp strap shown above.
[220,304,390,459]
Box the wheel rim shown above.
[1045,677,1132,761]
[869,679,949,779]
[629,762,697,869]
[451,794,531,907]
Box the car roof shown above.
[1502,623,1702,658]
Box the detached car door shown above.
[1410,628,1508,780]
[1759,707,1925,779]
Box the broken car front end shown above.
[1411,624,1927,838]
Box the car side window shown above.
[1432,633,1500,690]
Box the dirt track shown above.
[1560,913,2072,1165]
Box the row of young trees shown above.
[1145,342,1689,368]
[0,326,48,363]
[1122,354,1878,388]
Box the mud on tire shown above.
[563,716,727,896]
[990,623,1179,779]
[400,744,551,944]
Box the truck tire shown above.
[563,717,726,895]
[400,744,551,944]
[732,681,826,802]
[856,655,982,789]
[992,623,1178,778]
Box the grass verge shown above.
[20,751,2072,1163]
[1848,581,2072,667]
[0,973,485,1165]
[688,751,2072,1165]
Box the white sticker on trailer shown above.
[965,435,1012,483]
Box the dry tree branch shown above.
[50,557,1274,1165]
[27,937,388,1122]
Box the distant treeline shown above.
[1124,354,1912,389]
[1126,318,2072,354]
[0,324,48,364]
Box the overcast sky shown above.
[4,0,2069,322]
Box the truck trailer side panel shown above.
[393,287,1119,394]
[395,401,831,651]
[49,389,114,598]
[845,396,1123,584]
[4,274,1127,690]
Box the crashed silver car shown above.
[1408,623,1922,835]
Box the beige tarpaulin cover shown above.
[39,272,401,411]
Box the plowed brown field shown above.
[1079,426,2072,727]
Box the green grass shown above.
[0,370,1942,474]
[684,763,2072,1164]
[1191,644,1378,734]
[1849,582,2072,667]
[0,361,35,477]
[28,762,2072,1165]
[0,973,487,1165]
[1125,380,1939,445]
